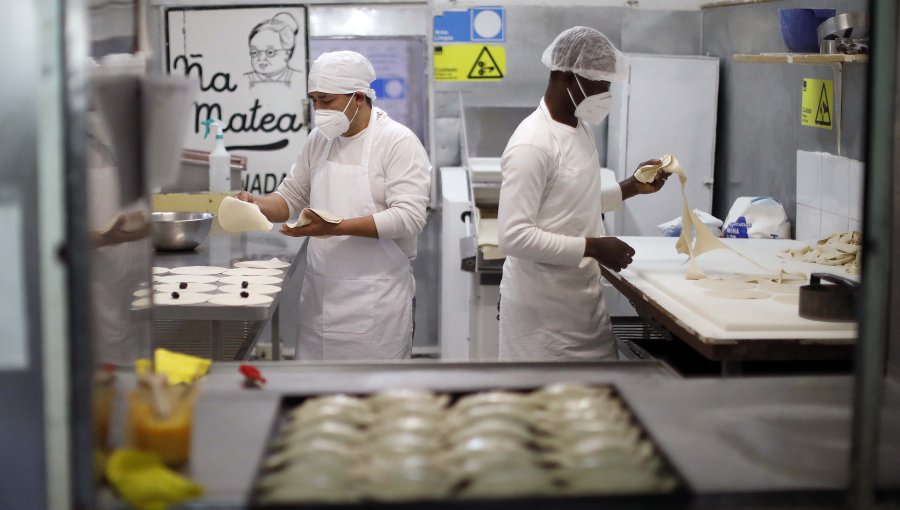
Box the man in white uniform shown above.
[497,27,668,361]
[235,51,431,360]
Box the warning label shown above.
[434,44,505,81]
[801,78,833,130]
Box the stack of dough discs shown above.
[234,258,290,269]
[209,293,273,306]
[694,279,757,290]
[219,284,281,295]
[223,267,283,277]
[169,266,228,275]
[157,274,221,284]
[153,292,211,305]
[705,289,772,300]
[152,267,169,275]
[219,275,283,285]
[155,282,218,294]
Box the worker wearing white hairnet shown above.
[497,27,669,361]
[236,51,431,360]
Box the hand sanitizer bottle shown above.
[202,118,230,192]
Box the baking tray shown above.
[246,384,692,509]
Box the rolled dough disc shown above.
[154,282,218,294]
[233,258,290,269]
[157,274,221,284]
[133,288,151,298]
[223,267,283,277]
[286,208,343,229]
[694,279,758,290]
[705,289,772,300]
[209,294,274,306]
[152,267,169,275]
[219,275,283,285]
[219,284,281,295]
[153,292,211,305]
[757,281,802,294]
[131,297,151,308]
[773,294,800,305]
[169,266,228,275]
[217,197,273,233]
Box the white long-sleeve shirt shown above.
[275,108,431,258]
[498,99,622,267]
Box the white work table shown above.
[601,237,857,372]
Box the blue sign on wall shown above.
[433,7,505,43]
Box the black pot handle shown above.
[810,272,860,288]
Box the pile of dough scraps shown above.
[782,231,861,274]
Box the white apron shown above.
[498,107,617,361]
[296,109,415,360]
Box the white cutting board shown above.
[617,237,857,340]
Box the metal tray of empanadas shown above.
[248,384,690,509]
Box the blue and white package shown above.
[723,197,791,239]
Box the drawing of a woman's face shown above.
[249,30,289,76]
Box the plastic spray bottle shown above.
[202,118,230,192]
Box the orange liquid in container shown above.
[128,385,197,467]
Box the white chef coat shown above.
[275,107,431,259]
[497,98,623,361]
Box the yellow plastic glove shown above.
[154,348,211,385]
[106,449,203,510]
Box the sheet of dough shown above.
[286,208,342,229]
[219,275,283,285]
[218,284,281,295]
[694,279,757,290]
[154,282,218,294]
[223,267,284,277]
[773,294,800,305]
[153,292,211,305]
[169,266,228,275]
[757,281,802,294]
[233,258,290,269]
[157,274,221,284]
[209,294,274,306]
[218,197,274,233]
[152,267,169,275]
[704,289,772,300]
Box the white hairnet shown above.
[308,51,377,100]
[541,26,628,82]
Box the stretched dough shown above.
[157,274,220,284]
[219,284,281,295]
[153,292,211,305]
[781,231,862,274]
[218,197,274,233]
[705,289,772,300]
[694,279,757,290]
[169,266,228,275]
[219,275,283,285]
[154,282,218,294]
[152,267,169,275]
[209,294,274,306]
[234,258,290,269]
[223,267,283,277]
[286,208,343,229]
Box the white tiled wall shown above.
[795,151,864,241]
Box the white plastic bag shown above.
[723,197,791,239]
[657,209,724,237]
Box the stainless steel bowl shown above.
[151,212,214,251]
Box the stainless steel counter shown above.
[149,228,307,359]
[168,362,875,507]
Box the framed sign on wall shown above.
[165,5,308,194]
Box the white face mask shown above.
[567,75,612,125]
[314,94,360,140]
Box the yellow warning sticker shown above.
[434,45,505,81]
[801,78,833,130]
